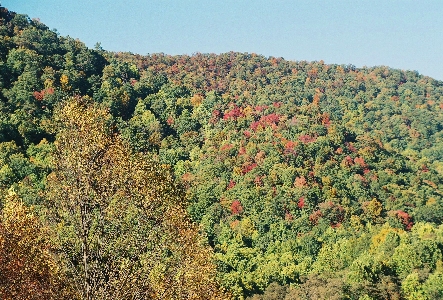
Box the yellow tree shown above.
[46,96,229,299]
[0,194,77,299]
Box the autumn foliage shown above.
[0,195,76,299]
[2,6,443,299]
[46,97,229,299]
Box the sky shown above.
[3,0,443,80]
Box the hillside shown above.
[1,6,443,299]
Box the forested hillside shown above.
[1,6,443,299]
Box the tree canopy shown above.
[1,6,443,299]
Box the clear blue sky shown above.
[3,0,443,80]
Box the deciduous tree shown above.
[0,194,76,299]
[46,97,229,299]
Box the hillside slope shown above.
[1,7,443,299]
[115,52,443,299]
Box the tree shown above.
[120,101,163,152]
[46,97,228,299]
[0,193,76,299]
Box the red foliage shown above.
[284,140,297,156]
[169,64,179,74]
[309,210,323,225]
[250,113,281,132]
[231,200,243,215]
[250,121,261,131]
[354,174,366,182]
[354,156,367,168]
[261,113,281,124]
[238,146,246,155]
[223,103,244,120]
[212,110,221,117]
[321,113,331,127]
[220,143,234,151]
[298,197,305,209]
[227,180,236,190]
[273,101,283,108]
[209,110,220,124]
[285,140,296,149]
[391,210,414,231]
[294,176,306,187]
[230,220,239,229]
[318,201,345,227]
[33,91,44,101]
[346,142,357,153]
[271,57,279,66]
[331,222,342,228]
[298,134,316,144]
[285,212,293,221]
[242,162,257,175]
[181,173,193,189]
[181,172,193,182]
[166,116,174,125]
[33,88,54,101]
[308,68,318,79]
[254,105,268,113]
[243,130,251,138]
[343,155,354,166]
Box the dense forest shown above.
[1,6,443,299]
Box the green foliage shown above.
[119,101,163,152]
[2,5,443,298]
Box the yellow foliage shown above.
[233,166,242,175]
[371,224,403,251]
[232,218,257,240]
[0,195,77,299]
[411,222,436,240]
[321,176,331,186]
[60,74,69,90]
[242,105,253,117]
[47,97,229,299]
[44,78,54,89]
[427,197,437,206]
[190,94,204,107]
[362,198,383,222]
[350,215,363,231]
